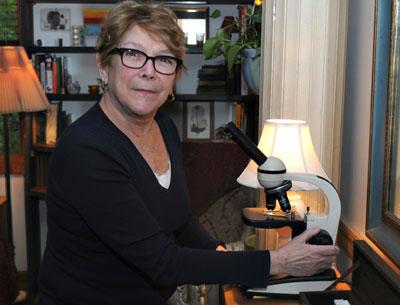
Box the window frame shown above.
[367,0,400,267]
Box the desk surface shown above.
[223,272,350,305]
[223,285,299,305]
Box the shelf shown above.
[176,94,258,102]
[29,186,47,200]
[26,46,96,54]
[47,94,101,101]
[46,93,258,102]
[185,47,203,54]
[27,0,254,4]
[32,143,56,153]
[26,46,203,55]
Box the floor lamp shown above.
[0,46,49,303]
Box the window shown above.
[0,0,19,43]
[0,0,24,174]
[0,114,24,174]
[368,0,400,267]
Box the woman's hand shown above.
[269,227,339,277]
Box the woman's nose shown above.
[140,58,156,78]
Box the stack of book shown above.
[31,53,68,94]
[196,64,226,94]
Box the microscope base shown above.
[243,268,337,298]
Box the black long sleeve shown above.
[174,213,220,249]
[39,104,269,305]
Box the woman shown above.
[38,2,338,305]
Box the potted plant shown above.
[202,0,262,93]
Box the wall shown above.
[340,0,375,237]
[0,176,26,270]
[260,0,347,190]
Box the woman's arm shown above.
[174,214,223,250]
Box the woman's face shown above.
[99,24,176,119]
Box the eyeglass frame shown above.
[107,47,183,75]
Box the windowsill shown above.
[367,223,400,267]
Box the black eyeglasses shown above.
[108,48,183,75]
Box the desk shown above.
[223,285,298,305]
[223,272,350,305]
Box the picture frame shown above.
[184,102,213,141]
[213,102,235,141]
[82,8,110,36]
[173,6,209,47]
[40,8,71,31]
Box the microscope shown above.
[225,122,341,298]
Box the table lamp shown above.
[0,45,49,303]
[237,119,329,217]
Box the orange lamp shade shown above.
[0,46,49,114]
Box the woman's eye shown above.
[158,57,174,64]
[125,49,140,57]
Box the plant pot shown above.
[241,48,260,94]
[225,63,241,95]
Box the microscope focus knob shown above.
[307,229,333,245]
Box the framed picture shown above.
[40,8,71,31]
[213,102,235,141]
[184,102,213,141]
[83,8,109,36]
[173,6,209,46]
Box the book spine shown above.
[45,55,53,94]
[39,61,46,90]
[52,58,58,94]
[59,56,67,94]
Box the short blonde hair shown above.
[96,1,186,79]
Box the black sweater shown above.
[38,103,269,305]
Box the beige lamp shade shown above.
[0,46,49,113]
[237,119,328,190]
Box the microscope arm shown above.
[281,172,340,242]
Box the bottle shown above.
[304,206,316,228]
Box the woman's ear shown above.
[96,53,108,86]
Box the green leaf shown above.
[215,28,228,40]
[203,37,221,59]
[210,9,221,19]
[253,14,262,24]
[225,44,243,72]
